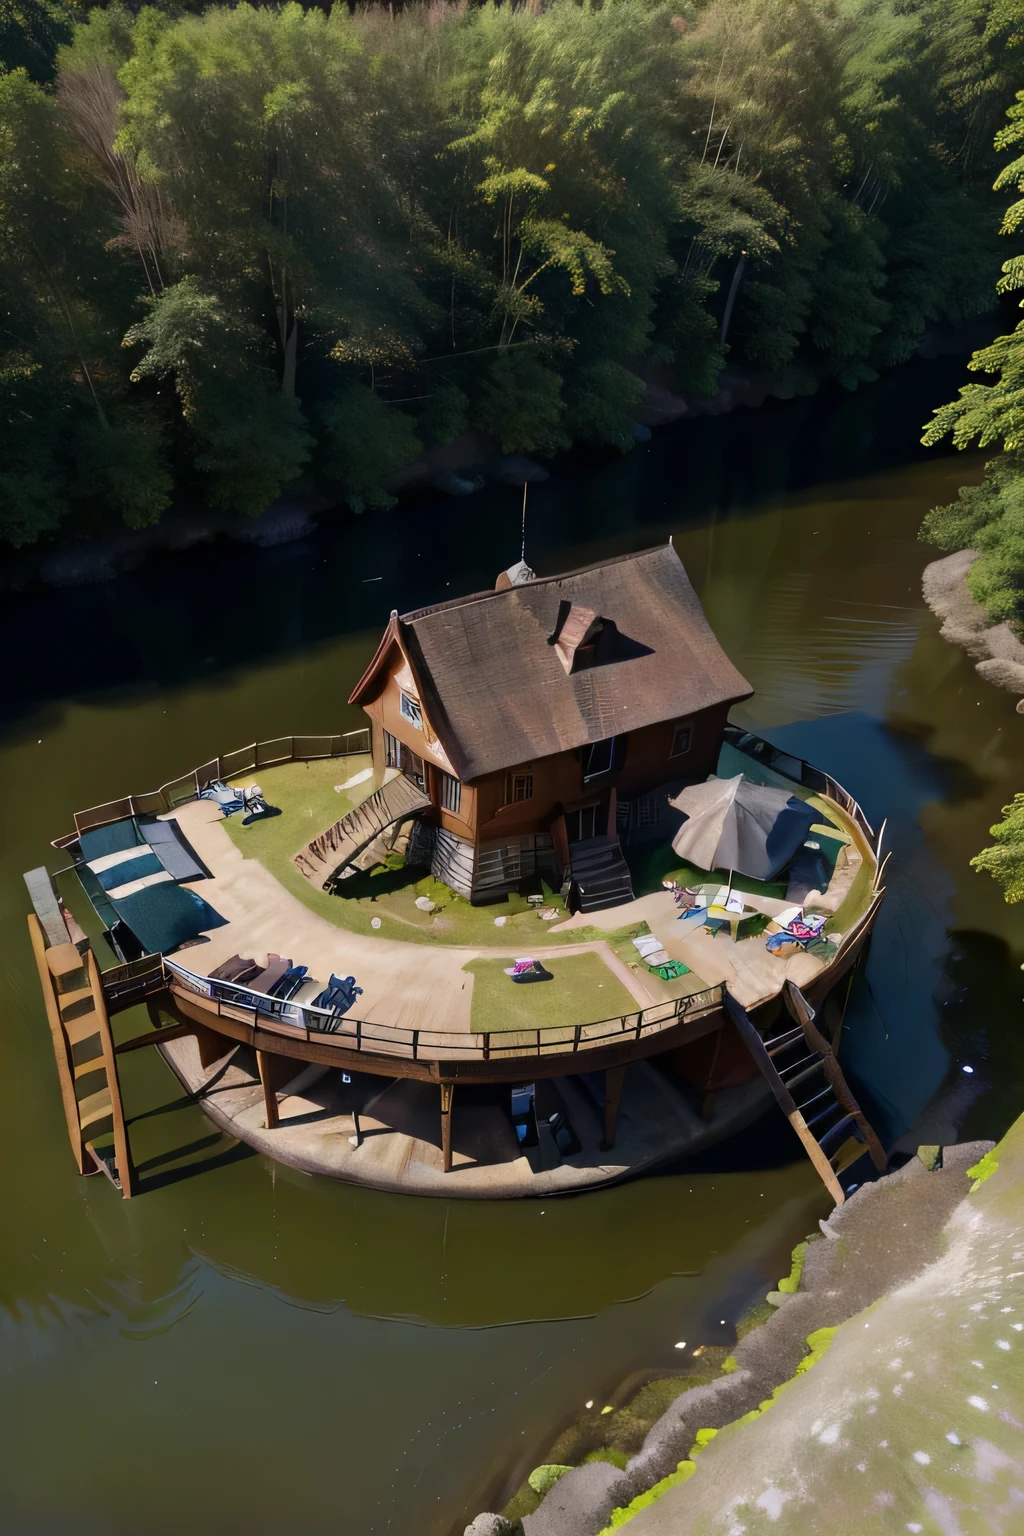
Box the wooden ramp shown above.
[724,980,886,1205]
[293,773,431,888]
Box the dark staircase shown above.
[724,980,886,1205]
[567,834,635,914]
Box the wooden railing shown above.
[161,956,725,1064]
[55,730,372,847]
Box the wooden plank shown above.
[115,1022,193,1055]
[723,990,846,1206]
[784,982,887,1172]
[440,1081,454,1172]
[23,868,71,948]
[602,1064,627,1150]
[256,1050,281,1129]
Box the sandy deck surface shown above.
[168,799,840,1031]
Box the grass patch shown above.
[628,842,787,903]
[464,953,636,1032]
[225,755,371,856]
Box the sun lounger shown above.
[309,973,364,1030]
[209,954,259,983]
[268,965,308,1001]
[246,954,292,996]
[199,780,246,816]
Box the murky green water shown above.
[2,361,1023,1534]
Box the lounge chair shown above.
[309,973,363,1031]
[246,954,292,996]
[199,780,246,817]
[209,954,259,983]
[268,965,308,1001]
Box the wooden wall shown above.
[360,649,732,851]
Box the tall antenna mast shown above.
[521,481,528,563]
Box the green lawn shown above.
[225,755,373,861]
[628,839,788,902]
[464,953,637,1032]
[221,758,631,949]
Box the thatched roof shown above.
[350,544,753,782]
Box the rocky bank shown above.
[466,1116,1024,1535]
[922,549,1024,708]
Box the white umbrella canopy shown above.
[669,774,818,883]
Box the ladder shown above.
[724,980,886,1205]
[28,916,134,1195]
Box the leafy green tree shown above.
[565,362,645,453]
[125,277,311,513]
[320,383,421,512]
[419,384,469,448]
[1,0,74,82]
[972,793,1024,900]
[922,86,1024,625]
[475,349,569,457]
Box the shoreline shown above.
[2,319,992,594]
[922,549,1024,708]
[466,1132,1003,1536]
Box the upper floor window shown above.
[506,772,534,805]
[400,691,423,730]
[670,723,693,758]
[582,735,626,782]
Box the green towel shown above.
[654,959,690,980]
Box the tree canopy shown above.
[1,0,1021,543]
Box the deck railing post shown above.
[412,1029,419,1061]
[483,1032,490,1061]
[573,1024,581,1052]
[355,1018,362,1052]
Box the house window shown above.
[670,723,693,758]
[581,735,626,781]
[400,691,423,730]
[438,770,462,814]
[565,805,599,843]
[384,729,400,769]
[506,772,534,805]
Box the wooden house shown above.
[348,544,753,910]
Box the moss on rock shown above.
[527,1465,572,1497]
[777,1240,810,1293]
[967,1150,1000,1189]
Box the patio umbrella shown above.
[669,774,818,883]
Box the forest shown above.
[2,0,1023,547]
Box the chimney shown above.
[548,602,604,674]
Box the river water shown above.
[2,359,1022,1535]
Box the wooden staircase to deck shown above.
[724,980,886,1205]
[567,834,635,913]
[293,772,431,889]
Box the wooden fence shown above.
[162,956,726,1065]
[57,730,371,846]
